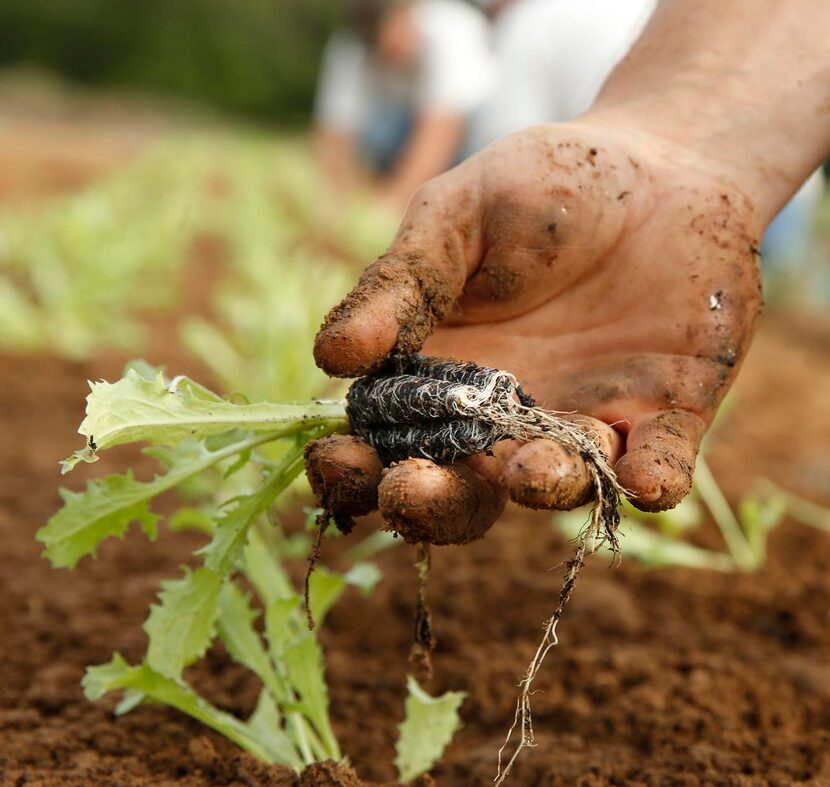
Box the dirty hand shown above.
[304,118,766,539]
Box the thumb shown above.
[314,175,480,378]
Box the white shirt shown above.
[315,0,494,134]
[469,0,657,152]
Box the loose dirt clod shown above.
[299,760,363,787]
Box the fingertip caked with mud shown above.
[305,354,626,783]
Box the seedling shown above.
[39,364,466,782]
[0,134,392,361]
[556,451,830,574]
[344,355,626,783]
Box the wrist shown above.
[585,88,813,227]
[584,0,830,226]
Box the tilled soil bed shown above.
[1,312,829,787]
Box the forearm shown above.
[587,0,830,222]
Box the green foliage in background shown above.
[0,130,391,361]
[0,146,205,357]
[555,454,830,573]
[0,0,346,123]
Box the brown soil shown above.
[1,310,829,786]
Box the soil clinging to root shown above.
[345,355,622,551]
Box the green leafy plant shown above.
[396,677,466,783]
[38,364,464,781]
[0,132,391,360]
[0,145,203,356]
[179,248,353,404]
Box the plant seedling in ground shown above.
[42,355,632,783]
[39,363,467,783]
[554,451,830,575]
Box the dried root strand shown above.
[495,543,587,786]
[494,432,621,784]
[409,541,436,685]
[493,419,622,785]
[304,511,330,631]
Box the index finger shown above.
[313,178,479,377]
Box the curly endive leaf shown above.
[37,471,161,569]
[83,654,282,764]
[283,632,341,760]
[66,369,346,464]
[39,438,260,569]
[215,581,280,686]
[144,568,223,679]
[395,677,466,783]
[216,584,326,767]
[248,689,304,771]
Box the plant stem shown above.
[243,455,343,766]
[694,456,757,570]
[757,478,830,532]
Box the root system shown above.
[409,542,436,685]
[348,355,626,782]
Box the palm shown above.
[424,124,762,430]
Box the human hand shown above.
[306,120,764,541]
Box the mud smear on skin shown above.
[305,436,382,534]
[687,187,764,408]
[505,440,595,511]
[314,253,462,378]
[304,436,384,629]
[378,460,501,546]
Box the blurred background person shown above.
[468,0,657,152]
[762,170,827,303]
[313,0,494,212]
